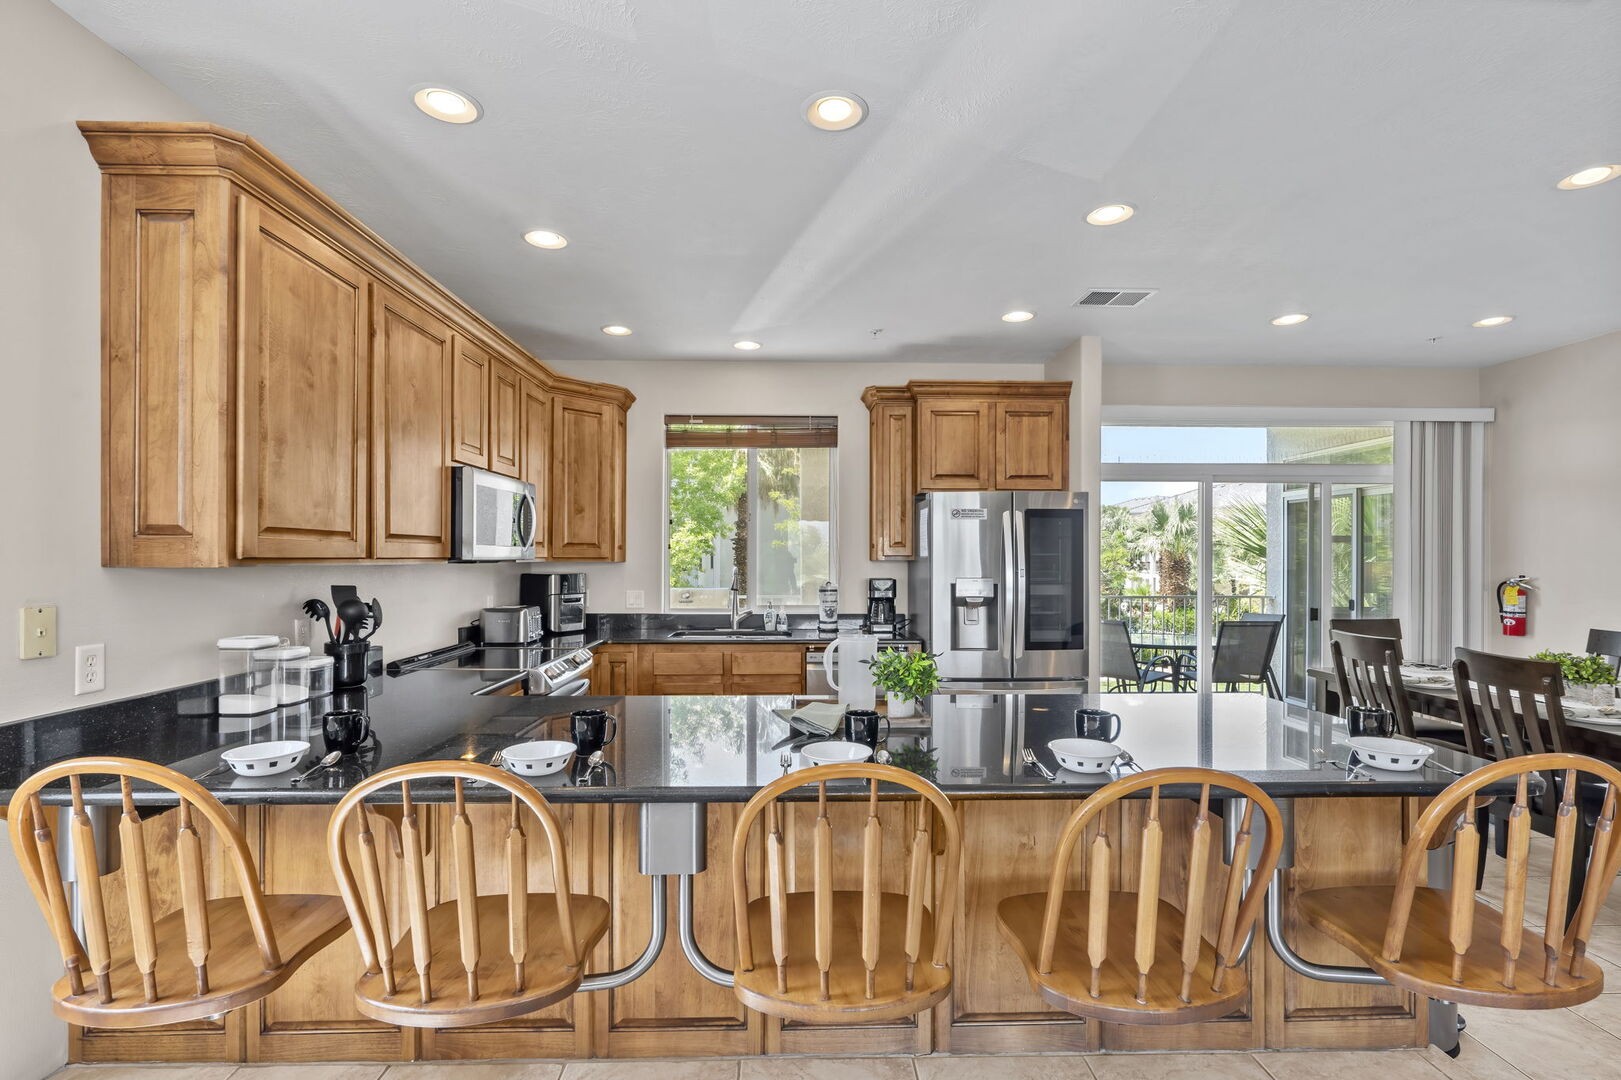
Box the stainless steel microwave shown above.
[452,466,537,561]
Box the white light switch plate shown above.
[19,604,57,659]
[626,590,646,610]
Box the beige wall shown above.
[1103,362,1482,408]
[1481,331,1621,654]
[540,358,1048,614]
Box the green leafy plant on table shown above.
[1531,649,1618,707]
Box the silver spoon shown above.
[291,750,342,784]
[191,759,230,781]
[575,749,606,786]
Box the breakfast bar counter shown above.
[1,677,1504,1064]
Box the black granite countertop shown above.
[0,667,1509,808]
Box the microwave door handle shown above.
[521,492,538,551]
[1001,510,1016,662]
[1013,509,1028,659]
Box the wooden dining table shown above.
[1306,663,1621,761]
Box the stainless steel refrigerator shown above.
[909,491,1088,689]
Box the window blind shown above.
[664,415,838,449]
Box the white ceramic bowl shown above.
[1048,738,1122,775]
[500,740,578,777]
[220,740,310,777]
[1346,736,1435,772]
[799,740,873,766]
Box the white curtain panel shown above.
[1396,420,1486,663]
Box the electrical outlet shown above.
[19,604,57,659]
[75,643,106,696]
[626,590,646,610]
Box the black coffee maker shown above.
[867,578,897,636]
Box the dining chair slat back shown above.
[1328,617,1404,642]
[1331,631,1416,738]
[1587,628,1621,676]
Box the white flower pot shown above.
[886,693,918,719]
[1565,682,1616,708]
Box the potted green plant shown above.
[867,649,940,719]
[1531,649,1619,707]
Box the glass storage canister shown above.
[288,653,335,699]
[258,644,313,705]
[217,635,283,715]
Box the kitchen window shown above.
[665,415,837,611]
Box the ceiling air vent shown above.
[1074,288,1157,308]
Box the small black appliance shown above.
[866,577,898,636]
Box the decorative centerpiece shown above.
[1531,649,1619,707]
[867,649,940,719]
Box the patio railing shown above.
[1100,593,1278,645]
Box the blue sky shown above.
[1101,427,1268,503]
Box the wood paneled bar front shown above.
[0,680,1516,1065]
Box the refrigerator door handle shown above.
[1001,510,1016,662]
[1012,509,1028,659]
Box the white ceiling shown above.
[55,0,1621,368]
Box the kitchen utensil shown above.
[1345,736,1435,772]
[1074,708,1122,742]
[799,739,872,765]
[842,708,890,749]
[1114,749,1144,773]
[220,740,311,777]
[302,599,335,642]
[501,740,578,777]
[1423,757,1465,778]
[191,759,230,781]
[360,598,383,640]
[1021,747,1058,782]
[1047,738,1123,775]
[823,633,878,711]
[569,709,617,755]
[574,749,607,786]
[290,750,343,784]
[336,598,370,642]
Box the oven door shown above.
[454,466,537,561]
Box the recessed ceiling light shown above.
[1557,165,1620,190]
[1471,315,1514,328]
[522,229,568,249]
[412,86,481,124]
[733,340,762,351]
[1270,313,1310,326]
[601,325,633,336]
[804,93,867,132]
[1086,203,1135,226]
[1001,310,1035,323]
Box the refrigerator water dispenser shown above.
[950,578,998,651]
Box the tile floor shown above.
[49,839,1621,1080]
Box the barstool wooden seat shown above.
[998,768,1284,1025]
[5,757,350,1028]
[325,760,609,1028]
[1299,753,1620,1010]
[729,763,961,1023]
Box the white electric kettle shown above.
[822,633,878,711]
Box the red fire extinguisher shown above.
[1497,575,1533,637]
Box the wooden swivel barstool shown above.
[729,763,962,1023]
[325,760,609,1027]
[5,757,350,1028]
[1299,753,1620,1010]
[998,768,1284,1024]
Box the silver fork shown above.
[1021,747,1057,782]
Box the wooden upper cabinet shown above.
[371,286,452,559]
[236,198,370,560]
[489,357,523,478]
[916,397,993,491]
[866,394,916,559]
[450,336,491,467]
[549,393,623,561]
[993,397,1068,489]
[520,377,551,561]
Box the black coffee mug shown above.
[322,708,371,755]
[1345,705,1395,739]
[843,708,891,749]
[1075,707,1122,742]
[570,709,618,755]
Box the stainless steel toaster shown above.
[481,605,545,645]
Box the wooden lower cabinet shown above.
[588,644,807,696]
[69,797,1423,1063]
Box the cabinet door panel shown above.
[549,394,618,560]
[450,336,490,467]
[916,399,992,490]
[371,287,451,558]
[869,401,916,558]
[489,358,523,478]
[521,378,551,560]
[994,399,1067,489]
[237,199,369,559]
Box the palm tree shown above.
[1147,499,1198,598]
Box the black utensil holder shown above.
[326,640,370,688]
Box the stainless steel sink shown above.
[666,628,795,641]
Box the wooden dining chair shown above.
[1587,628,1621,676]
[325,760,609,1028]
[5,757,350,1028]
[1330,630,1465,750]
[998,768,1284,1024]
[1299,753,1621,1010]
[1328,617,1404,642]
[729,763,962,1023]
